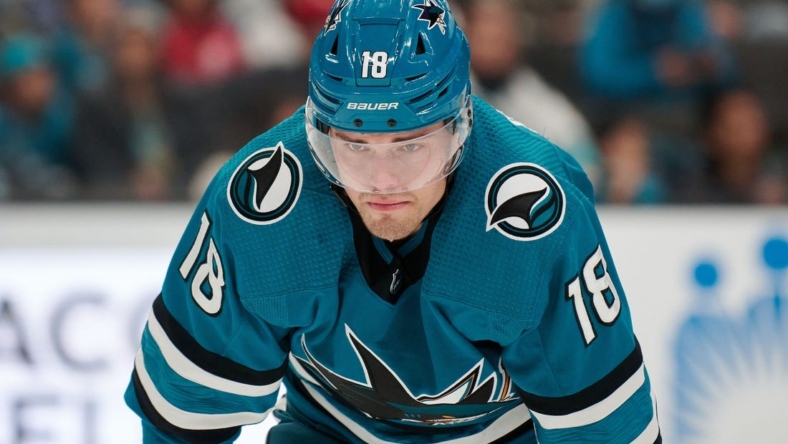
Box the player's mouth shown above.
[365,200,410,212]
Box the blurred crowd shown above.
[0,0,786,204]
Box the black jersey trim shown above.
[132,369,240,444]
[518,339,643,416]
[348,212,438,304]
[345,181,449,304]
[489,418,534,443]
[153,295,288,386]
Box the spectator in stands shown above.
[594,117,667,204]
[579,0,742,205]
[283,0,338,54]
[220,0,302,70]
[0,32,76,200]
[705,0,745,41]
[682,88,787,204]
[71,8,212,201]
[186,0,335,200]
[271,0,336,117]
[581,0,740,138]
[581,0,736,102]
[203,0,331,153]
[51,0,120,95]
[597,108,712,204]
[460,0,603,189]
[158,0,247,86]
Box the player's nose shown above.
[368,155,404,193]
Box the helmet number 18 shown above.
[361,51,389,79]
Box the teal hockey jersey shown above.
[125,97,660,443]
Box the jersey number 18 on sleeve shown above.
[179,212,226,315]
[565,245,621,345]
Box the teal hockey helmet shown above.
[306,0,473,193]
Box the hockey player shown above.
[125,0,661,442]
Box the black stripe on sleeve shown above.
[518,339,644,416]
[655,431,662,443]
[153,295,288,386]
[489,419,534,443]
[132,369,240,444]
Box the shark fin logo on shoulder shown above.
[485,163,565,241]
[228,142,303,225]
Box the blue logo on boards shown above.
[673,235,788,443]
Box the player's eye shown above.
[399,143,422,153]
[345,143,369,153]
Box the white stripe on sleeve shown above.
[530,363,647,430]
[147,312,281,397]
[632,392,660,444]
[135,349,270,430]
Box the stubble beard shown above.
[358,207,423,242]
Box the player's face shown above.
[333,123,449,241]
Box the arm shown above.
[124,179,290,443]
[503,162,660,442]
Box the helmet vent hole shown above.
[387,119,397,128]
[409,89,432,105]
[415,34,427,55]
[354,119,363,127]
[330,36,339,56]
[438,86,449,99]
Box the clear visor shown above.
[305,97,472,194]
